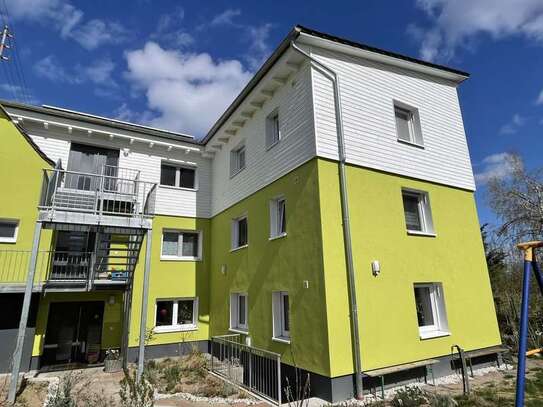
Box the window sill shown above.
[230,245,248,253]
[154,325,197,334]
[160,256,202,262]
[397,138,425,149]
[272,336,291,344]
[229,328,249,335]
[419,330,450,340]
[159,185,198,192]
[230,168,246,179]
[269,233,287,241]
[407,230,437,238]
[0,239,17,243]
[266,140,280,151]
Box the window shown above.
[230,293,248,331]
[0,219,19,243]
[266,110,281,148]
[160,163,196,189]
[269,197,286,239]
[230,144,246,176]
[231,215,248,249]
[394,103,423,146]
[413,283,449,339]
[161,230,201,260]
[155,298,198,332]
[402,189,434,235]
[272,291,290,341]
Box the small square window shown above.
[269,197,286,239]
[272,291,290,341]
[160,163,196,189]
[230,293,248,331]
[161,230,201,260]
[155,298,198,332]
[402,190,434,235]
[0,219,19,243]
[231,215,248,249]
[394,102,423,146]
[266,110,281,149]
[230,144,246,176]
[413,283,449,339]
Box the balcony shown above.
[39,164,157,228]
[0,249,136,292]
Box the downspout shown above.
[290,41,364,399]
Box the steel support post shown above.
[137,230,153,381]
[8,222,42,404]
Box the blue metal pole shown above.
[515,259,532,407]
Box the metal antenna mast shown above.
[0,25,11,61]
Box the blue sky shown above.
[2,0,543,227]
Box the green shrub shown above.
[119,369,154,407]
[390,386,427,407]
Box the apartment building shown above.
[0,26,501,402]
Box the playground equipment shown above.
[515,241,543,407]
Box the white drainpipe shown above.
[290,41,364,399]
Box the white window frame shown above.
[230,143,246,177]
[230,292,248,332]
[266,109,281,149]
[154,297,198,333]
[272,291,290,342]
[269,196,287,240]
[402,189,435,236]
[231,214,248,250]
[413,283,449,339]
[393,100,423,147]
[160,162,198,190]
[0,218,19,243]
[160,229,202,261]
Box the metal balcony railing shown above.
[39,164,157,219]
[0,249,132,287]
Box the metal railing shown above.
[39,165,157,219]
[210,334,282,405]
[0,249,131,286]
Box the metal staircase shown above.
[91,228,146,289]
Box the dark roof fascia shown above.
[1,100,201,146]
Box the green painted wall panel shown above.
[317,159,502,377]
[208,160,332,377]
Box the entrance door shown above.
[42,301,104,366]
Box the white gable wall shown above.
[310,46,476,191]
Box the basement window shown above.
[402,189,435,236]
[272,291,290,342]
[0,219,19,243]
[413,283,449,339]
[161,230,201,260]
[230,293,248,332]
[269,197,286,239]
[231,215,248,250]
[266,109,281,149]
[394,102,423,146]
[160,163,196,189]
[155,298,198,333]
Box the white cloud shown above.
[412,0,543,61]
[209,9,242,27]
[124,42,252,137]
[245,24,273,70]
[34,55,117,88]
[9,0,129,49]
[536,89,543,105]
[499,113,526,135]
[152,7,194,48]
[474,152,517,184]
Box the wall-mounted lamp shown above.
[371,260,381,276]
[123,148,130,157]
[220,264,227,275]
[108,295,116,305]
[303,280,310,289]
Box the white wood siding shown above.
[310,46,476,191]
[210,65,316,215]
[19,122,212,218]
